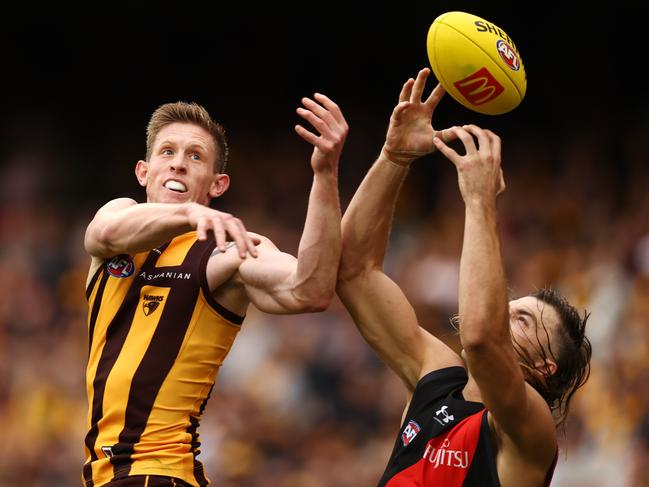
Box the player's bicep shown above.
[237,238,304,313]
[338,269,461,391]
[84,198,137,258]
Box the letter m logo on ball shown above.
[454,68,504,106]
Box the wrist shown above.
[177,202,198,227]
[178,201,193,216]
[464,197,498,213]
[380,148,413,169]
[313,166,339,184]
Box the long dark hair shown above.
[513,288,592,428]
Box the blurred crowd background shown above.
[1,5,648,487]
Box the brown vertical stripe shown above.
[186,415,207,487]
[110,241,205,479]
[86,265,104,300]
[199,240,244,324]
[83,249,166,486]
[87,271,109,356]
[188,385,212,487]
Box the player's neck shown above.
[462,373,483,403]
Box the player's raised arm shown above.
[337,68,462,391]
[85,199,256,260]
[234,92,347,314]
[434,124,557,474]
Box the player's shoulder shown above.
[96,197,138,213]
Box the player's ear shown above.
[209,173,230,198]
[135,160,148,187]
[536,358,557,377]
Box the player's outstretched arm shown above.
[337,69,462,392]
[235,93,347,314]
[434,125,556,472]
[85,198,257,259]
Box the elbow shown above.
[291,297,332,314]
[459,320,487,350]
[459,317,509,352]
[303,289,335,313]
[308,296,332,313]
[291,285,335,313]
[460,334,490,354]
[96,224,113,248]
[85,221,118,258]
[84,223,111,258]
[97,223,121,255]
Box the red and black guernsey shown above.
[379,366,557,487]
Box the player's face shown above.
[508,296,560,375]
[136,122,227,206]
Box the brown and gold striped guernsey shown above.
[83,232,243,487]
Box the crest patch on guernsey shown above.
[142,294,164,316]
[106,254,135,278]
[402,420,421,446]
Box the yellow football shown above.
[427,11,527,115]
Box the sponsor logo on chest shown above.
[423,437,469,469]
[137,270,192,281]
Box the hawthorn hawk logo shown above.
[142,294,164,316]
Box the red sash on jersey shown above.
[386,411,483,486]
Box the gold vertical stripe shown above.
[85,254,149,448]
[136,296,240,475]
[84,238,238,487]
[93,458,115,487]
[156,233,198,267]
[94,285,171,455]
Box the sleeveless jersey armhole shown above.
[198,240,244,325]
[86,263,104,300]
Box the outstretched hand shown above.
[295,93,349,175]
[382,67,456,167]
[433,124,506,204]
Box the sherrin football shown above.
[427,11,526,115]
